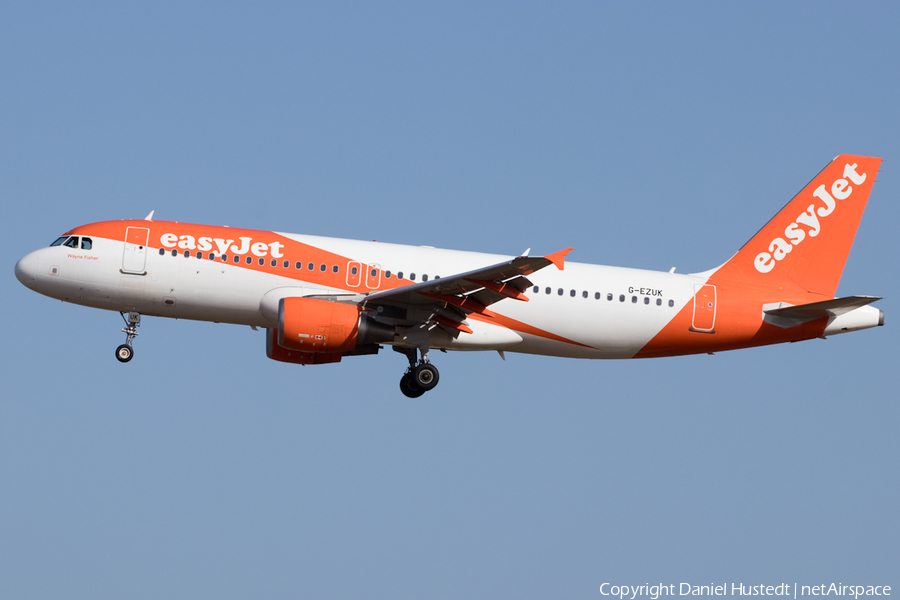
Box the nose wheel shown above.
[115,344,134,363]
[395,346,440,398]
[116,312,141,363]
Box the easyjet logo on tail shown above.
[754,163,867,274]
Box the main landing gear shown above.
[394,346,440,398]
[115,312,141,363]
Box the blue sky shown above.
[2,3,898,598]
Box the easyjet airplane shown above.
[15,155,884,397]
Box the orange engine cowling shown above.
[266,328,344,365]
[266,296,395,365]
[278,296,361,353]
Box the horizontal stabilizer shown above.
[763,296,881,328]
[765,295,881,319]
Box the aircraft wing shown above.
[360,247,573,334]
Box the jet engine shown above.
[266,296,394,365]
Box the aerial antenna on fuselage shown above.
[144,210,154,221]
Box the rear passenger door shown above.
[691,284,716,332]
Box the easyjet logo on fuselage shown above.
[754,163,867,274]
[160,233,285,258]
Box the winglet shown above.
[545,247,573,271]
[144,210,155,221]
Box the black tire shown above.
[412,363,439,392]
[400,373,425,398]
[115,344,134,363]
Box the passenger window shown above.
[351,266,358,275]
[657,298,662,306]
[283,260,289,268]
[557,288,563,296]
[619,294,625,302]
[245,257,252,264]
[320,264,326,272]
[632,296,637,303]
[307,262,314,270]
[570,289,576,297]
[410,273,416,281]
[221,254,228,262]
[295,261,302,269]
[196,252,203,259]
[64,237,79,248]
[209,254,216,261]
[171,249,178,257]
[258,258,265,266]
[332,265,339,273]
[595,292,600,300]
[271,259,277,267]
[234,256,240,263]
[533,286,539,293]
[371,268,378,277]
[385,271,392,278]
[184,250,191,257]
[668,299,675,307]
[398,272,404,280]
[81,238,92,250]
[607,293,613,301]
[582,291,588,298]
[50,236,68,247]
[644,297,649,304]
[159,248,165,255]
[545,287,551,294]
[422,274,428,282]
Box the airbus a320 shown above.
[15,155,884,397]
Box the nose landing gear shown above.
[394,346,440,398]
[116,312,141,363]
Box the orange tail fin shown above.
[713,155,881,297]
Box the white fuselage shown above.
[16,230,702,359]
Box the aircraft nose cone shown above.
[14,252,38,289]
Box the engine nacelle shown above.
[279,296,362,353]
[266,297,394,365]
[266,328,344,365]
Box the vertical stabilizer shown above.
[713,155,881,296]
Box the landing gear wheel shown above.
[115,344,134,363]
[411,363,439,392]
[117,312,141,363]
[400,373,425,398]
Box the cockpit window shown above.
[80,237,92,250]
[50,236,68,247]
[63,237,79,248]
